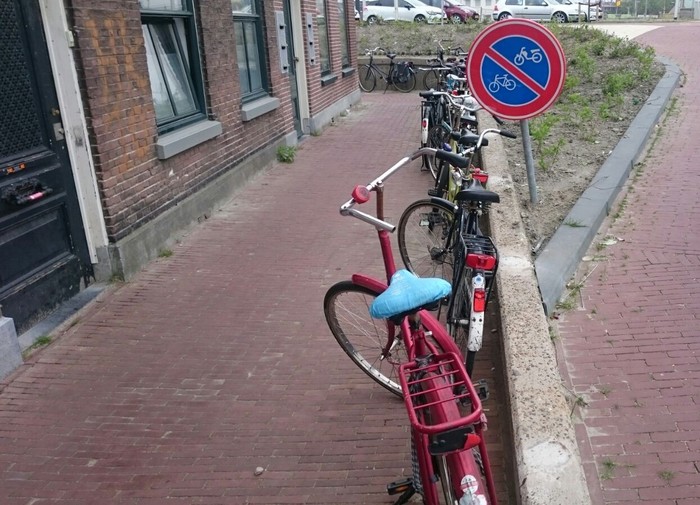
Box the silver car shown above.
[491,0,579,22]
[363,0,446,24]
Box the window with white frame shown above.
[338,0,350,68]
[316,0,331,75]
[140,0,206,133]
[232,0,269,101]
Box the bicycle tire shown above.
[423,69,440,90]
[359,65,377,92]
[324,281,405,397]
[394,69,417,93]
[398,199,456,283]
[423,124,451,180]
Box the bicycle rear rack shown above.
[399,352,482,437]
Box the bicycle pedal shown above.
[474,379,489,401]
[387,477,414,495]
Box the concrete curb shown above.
[482,116,592,505]
[480,56,681,505]
[535,57,682,315]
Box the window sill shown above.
[156,120,222,160]
[241,95,281,121]
[342,67,355,78]
[321,73,338,87]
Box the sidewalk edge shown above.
[534,57,682,315]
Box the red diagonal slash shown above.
[484,46,548,96]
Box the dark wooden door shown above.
[0,0,92,333]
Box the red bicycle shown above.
[323,147,498,504]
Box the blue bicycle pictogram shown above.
[487,74,516,93]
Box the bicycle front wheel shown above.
[423,69,440,90]
[324,281,405,397]
[359,65,377,92]
[424,124,451,179]
[394,70,417,93]
[398,199,456,282]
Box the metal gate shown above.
[0,0,92,334]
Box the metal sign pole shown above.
[520,119,538,204]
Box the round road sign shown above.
[466,19,566,120]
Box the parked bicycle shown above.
[359,47,417,93]
[323,147,497,504]
[398,129,517,376]
[419,89,481,179]
[418,40,468,91]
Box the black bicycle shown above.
[358,47,417,93]
[397,128,516,376]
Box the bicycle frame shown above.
[339,147,497,505]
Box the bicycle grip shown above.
[499,130,517,139]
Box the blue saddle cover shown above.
[369,269,452,320]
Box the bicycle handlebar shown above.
[365,47,385,56]
[340,147,438,231]
[420,90,481,114]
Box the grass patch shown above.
[658,470,675,484]
[158,249,173,258]
[563,219,586,228]
[22,335,53,358]
[277,145,297,163]
[600,458,617,480]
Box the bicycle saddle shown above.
[450,131,488,148]
[456,178,500,204]
[369,270,451,320]
[387,53,397,60]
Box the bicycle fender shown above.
[351,274,387,294]
[425,196,458,212]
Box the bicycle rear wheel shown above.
[324,281,405,397]
[447,264,472,375]
[394,70,417,93]
[359,65,377,92]
[398,200,456,282]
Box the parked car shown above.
[363,0,446,24]
[491,0,579,22]
[421,0,480,22]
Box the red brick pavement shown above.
[0,93,514,504]
[556,23,700,505]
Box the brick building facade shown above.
[0,0,359,353]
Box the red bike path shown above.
[0,22,698,505]
[556,23,700,505]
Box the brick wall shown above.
[64,0,356,243]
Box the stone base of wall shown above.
[94,132,297,282]
[0,316,21,382]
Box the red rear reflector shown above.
[473,289,486,312]
[352,185,371,204]
[473,173,488,184]
[421,118,428,128]
[466,253,496,270]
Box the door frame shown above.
[38,0,108,265]
[288,0,310,135]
